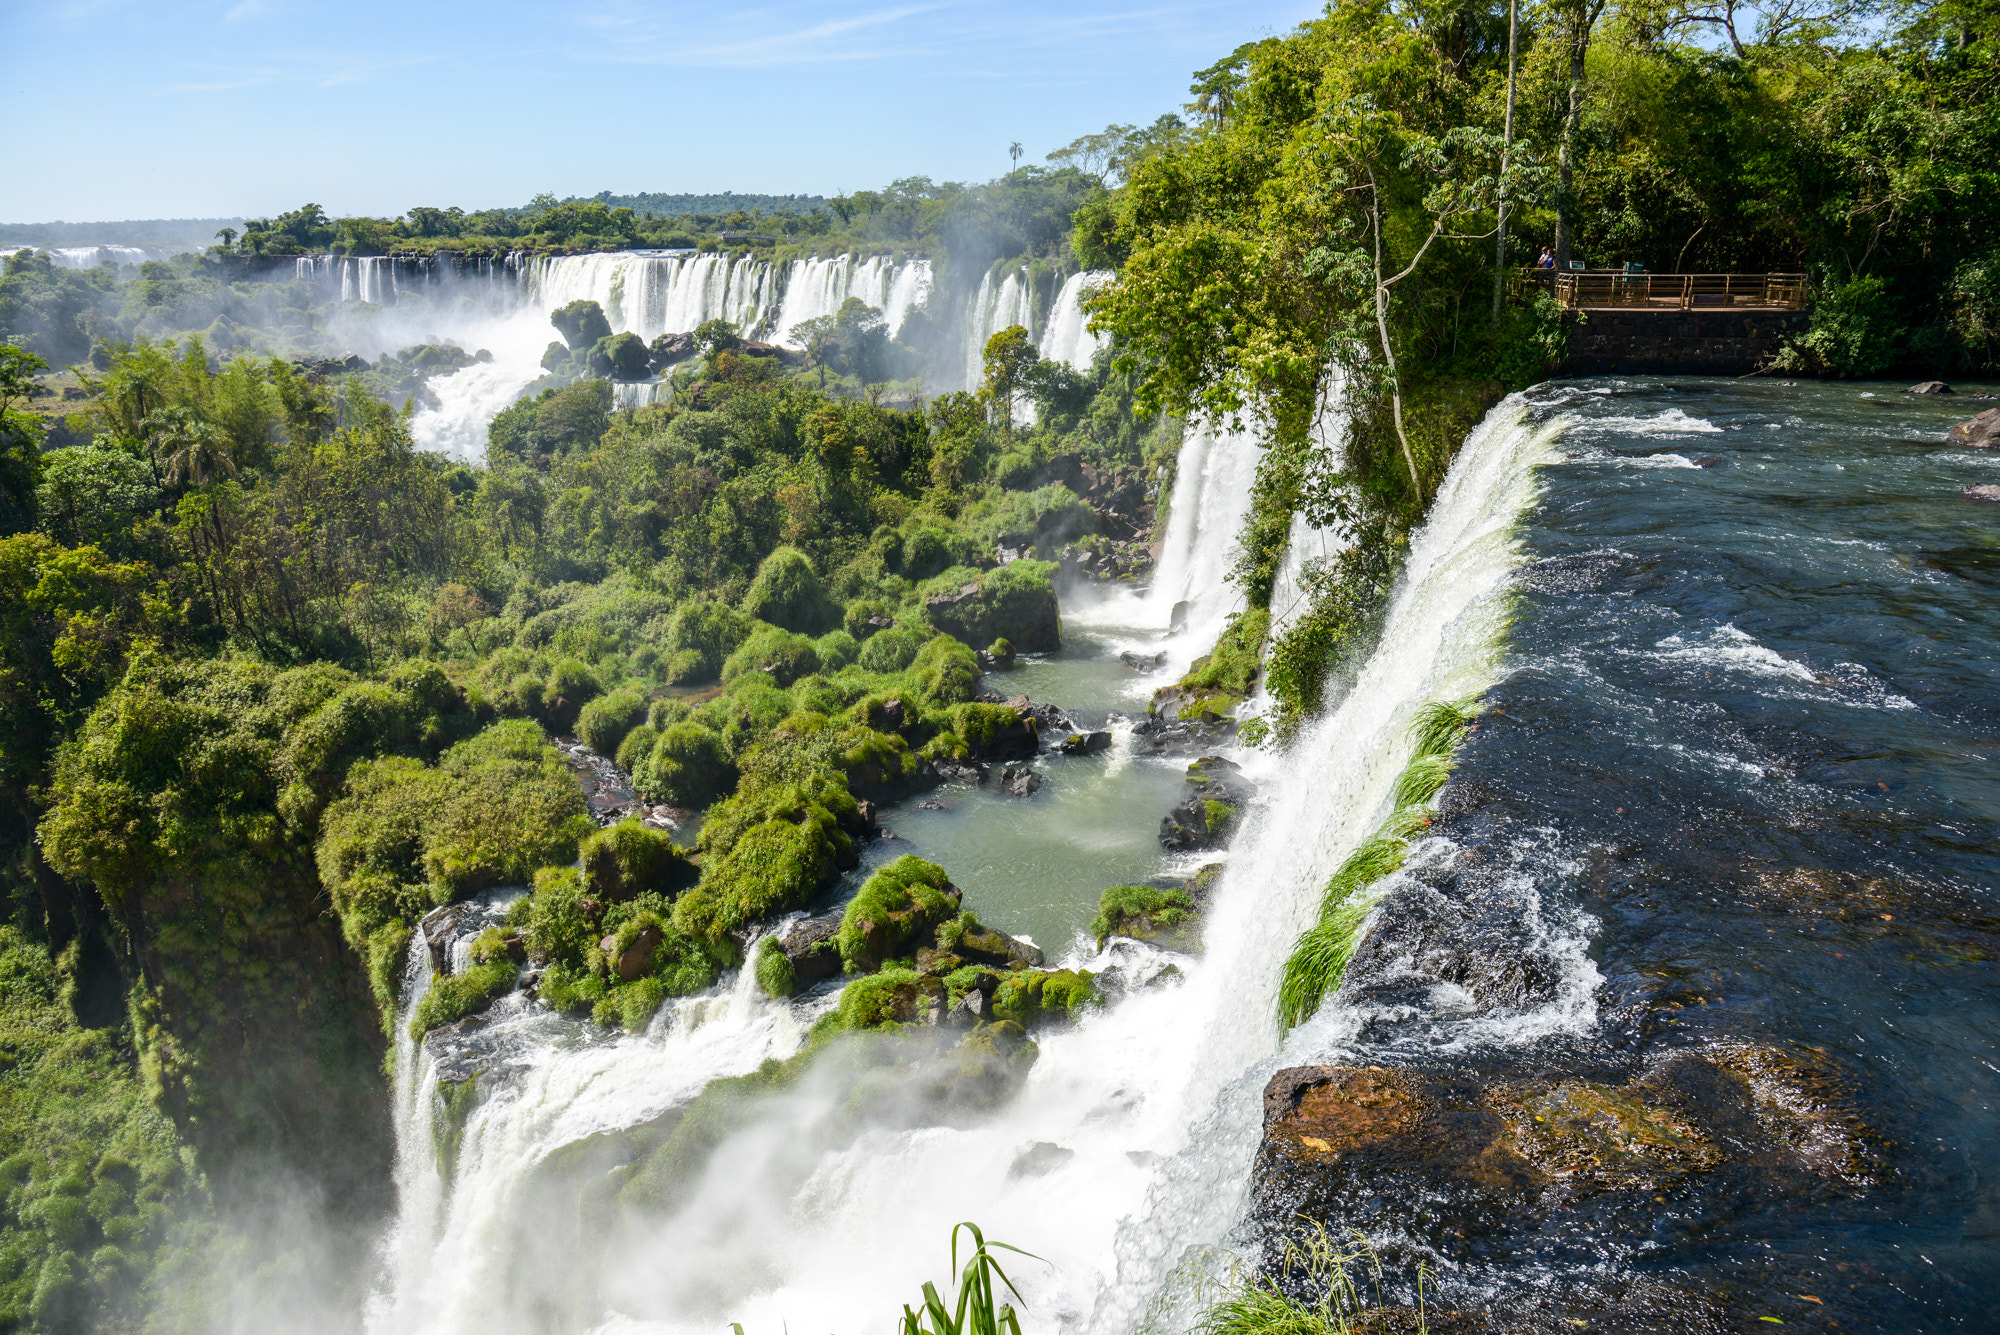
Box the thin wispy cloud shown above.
[158,50,441,93]
[578,3,945,66]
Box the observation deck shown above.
[1512,268,1813,374]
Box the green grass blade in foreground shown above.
[1278,889,1389,1028]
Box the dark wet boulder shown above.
[1252,1047,1876,1272]
[648,330,696,368]
[1159,756,1254,851]
[1120,649,1168,672]
[1058,730,1112,756]
[1906,380,1953,394]
[1129,710,1233,756]
[997,765,1042,797]
[1947,408,2000,447]
[942,913,1044,969]
[922,562,1061,654]
[756,914,843,998]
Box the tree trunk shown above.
[1554,4,1598,271]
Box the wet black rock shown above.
[951,919,1045,969]
[1251,1045,1876,1282]
[1129,711,1233,756]
[1008,1141,1075,1179]
[1159,756,1254,851]
[1119,650,1168,672]
[930,758,988,786]
[1058,731,1112,756]
[776,914,844,993]
[997,765,1043,797]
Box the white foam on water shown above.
[1590,409,1724,436]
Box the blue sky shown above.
[2,0,1323,223]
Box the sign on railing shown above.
[1512,270,1808,311]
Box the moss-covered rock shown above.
[721,623,821,687]
[937,911,1045,968]
[1159,755,1255,852]
[409,958,517,1041]
[580,820,693,903]
[632,720,735,806]
[672,773,857,954]
[992,968,1100,1027]
[741,546,841,636]
[921,561,1062,654]
[837,856,964,973]
[1091,884,1199,950]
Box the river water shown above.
[369,376,1999,1335]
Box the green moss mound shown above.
[581,820,692,902]
[837,856,962,973]
[1091,884,1198,950]
[740,547,841,636]
[408,958,517,1041]
[992,969,1101,1028]
[576,687,646,756]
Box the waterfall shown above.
[368,944,807,1335]
[1147,415,1266,651]
[38,244,177,269]
[767,254,934,347]
[1088,393,1570,1334]
[1040,271,1112,371]
[962,266,1034,390]
[529,253,780,341]
[612,381,671,411]
[1266,369,1354,640]
[361,397,1559,1335]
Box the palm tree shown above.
[148,407,237,490]
[1009,142,1023,171]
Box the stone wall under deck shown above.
[1561,307,1810,375]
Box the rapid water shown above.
[1287,377,1998,1328]
[1040,272,1113,372]
[963,267,1035,391]
[365,389,1559,1335]
[1143,416,1267,661]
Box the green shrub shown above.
[408,958,517,1040]
[754,936,796,999]
[633,721,734,806]
[522,867,598,967]
[844,598,892,639]
[905,635,979,705]
[741,546,840,635]
[857,623,926,673]
[664,600,752,684]
[815,628,860,670]
[544,657,602,714]
[577,687,646,756]
[615,722,658,772]
[837,856,961,972]
[581,820,689,900]
[722,623,820,687]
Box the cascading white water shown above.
[768,254,933,346]
[1146,415,1266,653]
[1265,369,1353,640]
[1040,271,1112,371]
[35,244,178,269]
[1087,394,1572,1335]
[368,395,1564,1335]
[962,267,1035,390]
[369,933,807,1335]
[406,252,932,461]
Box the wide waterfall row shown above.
[0,244,183,269]
[292,252,532,307]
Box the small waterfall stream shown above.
[367,394,1563,1335]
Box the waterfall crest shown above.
[962,267,1034,390]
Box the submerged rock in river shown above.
[1252,1045,1876,1272]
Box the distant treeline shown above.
[567,191,829,219]
[0,218,244,251]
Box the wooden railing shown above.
[1513,269,1808,310]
